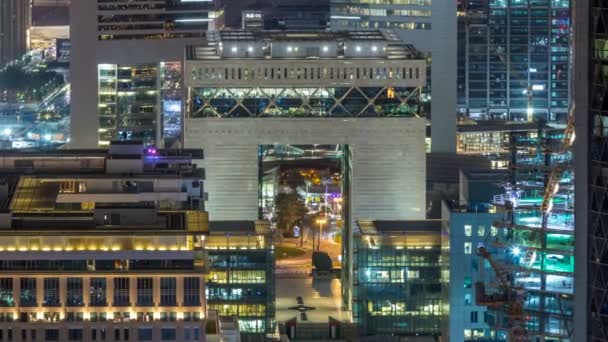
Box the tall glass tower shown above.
[458,0,570,123]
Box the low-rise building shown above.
[353,220,448,337]
[0,142,212,342]
[203,220,275,335]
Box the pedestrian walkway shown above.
[276,277,350,324]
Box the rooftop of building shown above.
[187,29,421,60]
[0,141,204,177]
[457,120,543,133]
[208,220,272,236]
[356,219,443,235]
[460,168,511,181]
[427,153,491,184]
[355,220,445,248]
[216,29,395,42]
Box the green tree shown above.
[279,169,306,190]
[0,65,28,91]
[274,193,307,237]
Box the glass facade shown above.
[98,62,185,147]
[353,223,447,336]
[89,278,107,306]
[189,86,421,118]
[137,278,154,307]
[96,0,219,41]
[205,246,275,334]
[457,0,570,122]
[113,277,129,306]
[160,277,177,306]
[331,0,432,31]
[43,278,60,307]
[19,278,36,307]
[486,128,574,340]
[589,1,608,339]
[67,278,83,307]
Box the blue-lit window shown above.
[43,278,60,306]
[0,278,13,307]
[67,278,83,306]
[89,278,107,306]
[20,278,36,307]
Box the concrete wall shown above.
[69,1,202,148]
[184,117,426,223]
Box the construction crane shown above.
[475,246,529,342]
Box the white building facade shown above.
[69,0,223,149]
[183,30,428,310]
[331,0,457,153]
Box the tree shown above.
[278,169,306,190]
[274,193,308,237]
[0,65,28,91]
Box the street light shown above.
[315,218,327,252]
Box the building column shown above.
[82,277,90,307]
[59,277,67,318]
[153,276,160,307]
[176,277,184,307]
[200,276,206,315]
[35,277,44,308]
[106,276,114,307]
[13,277,20,313]
[130,277,137,307]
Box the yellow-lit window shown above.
[478,226,485,237]
[491,226,498,236]
[208,271,228,284]
[406,270,419,279]
[81,201,95,210]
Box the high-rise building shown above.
[479,124,575,340]
[443,168,510,341]
[0,142,213,342]
[69,0,224,149]
[353,219,447,336]
[224,0,330,31]
[184,30,428,310]
[572,0,589,341]
[330,0,457,153]
[447,207,505,341]
[248,0,330,30]
[0,0,31,67]
[457,0,570,123]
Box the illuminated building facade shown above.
[353,220,447,336]
[0,0,31,67]
[487,126,574,340]
[0,142,212,342]
[457,0,570,123]
[330,0,457,153]
[70,0,224,148]
[184,30,428,311]
[203,221,275,334]
[444,197,507,341]
[456,121,543,168]
[235,0,330,31]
